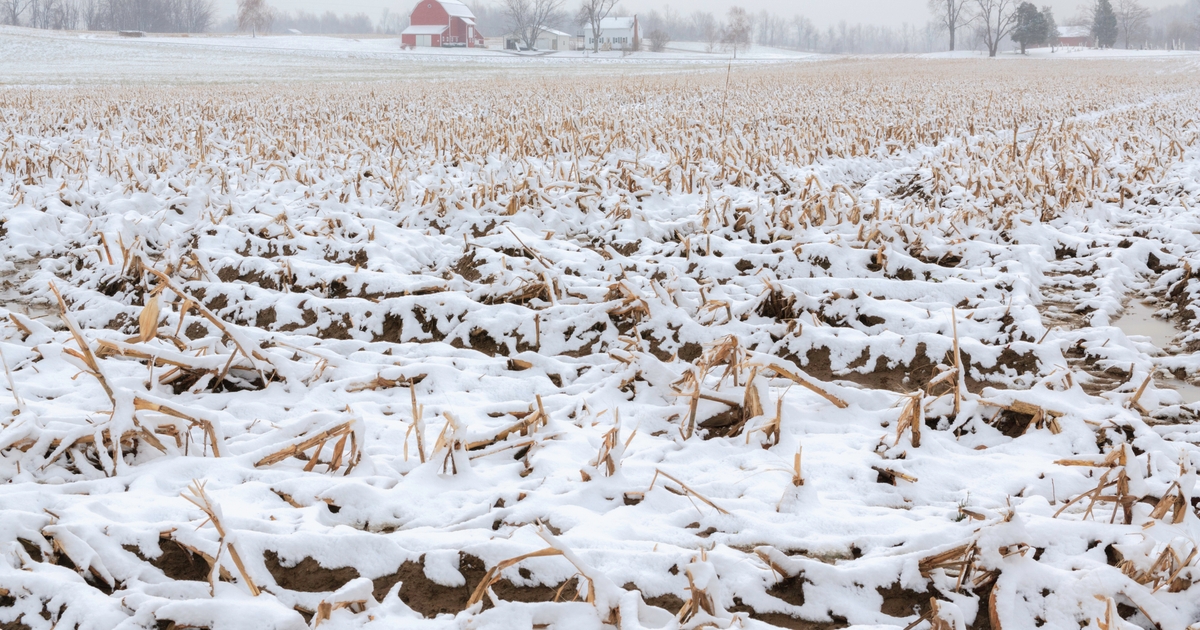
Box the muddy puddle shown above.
[1115,301,1179,350]
[1114,300,1200,404]
[0,264,56,324]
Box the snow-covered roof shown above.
[437,0,476,19]
[599,17,636,30]
[1058,25,1091,38]
[503,27,574,40]
[401,24,449,35]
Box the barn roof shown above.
[1058,25,1091,38]
[401,24,449,35]
[437,0,476,19]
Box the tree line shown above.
[2,0,214,32]
[934,0,1200,55]
[1,0,387,34]
[4,0,1197,54]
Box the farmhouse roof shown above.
[599,17,636,29]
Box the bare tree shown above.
[237,0,273,37]
[928,0,974,50]
[81,0,100,28]
[647,27,670,52]
[690,10,719,52]
[722,6,751,57]
[2,0,31,25]
[577,0,616,52]
[1114,0,1150,48]
[973,0,1019,56]
[503,0,563,50]
[180,0,214,33]
[37,0,79,29]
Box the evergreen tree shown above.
[1092,0,1118,47]
[1012,2,1047,53]
[1041,6,1058,50]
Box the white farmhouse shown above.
[580,16,640,51]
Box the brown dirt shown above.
[323,247,368,267]
[994,409,1036,438]
[678,342,703,362]
[698,404,746,439]
[375,311,404,343]
[794,345,938,393]
[624,585,684,614]
[449,328,507,357]
[316,313,354,340]
[254,306,277,328]
[18,539,43,562]
[877,582,934,618]
[611,241,639,257]
[264,550,361,592]
[148,540,212,582]
[768,573,807,607]
[184,321,212,340]
[0,615,32,630]
[962,348,1040,390]
[792,344,1038,396]
[277,308,318,333]
[453,252,483,282]
[412,306,447,342]
[730,577,850,630]
[369,553,581,618]
[1169,274,1195,324]
[727,606,847,630]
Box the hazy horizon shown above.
[214,0,1187,28]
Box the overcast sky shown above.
[215,0,1185,27]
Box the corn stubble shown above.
[1,60,1199,629]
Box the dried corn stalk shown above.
[181,481,260,596]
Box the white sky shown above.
[216,0,1185,27]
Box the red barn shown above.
[1057,26,1093,48]
[401,0,484,48]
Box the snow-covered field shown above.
[4,31,1200,630]
[0,26,816,85]
[921,47,1200,61]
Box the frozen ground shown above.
[2,39,1200,630]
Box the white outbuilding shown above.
[503,27,578,51]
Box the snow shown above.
[0,27,831,87]
[2,29,1200,630]
[401,25,450,36]
[435,0,477,20]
